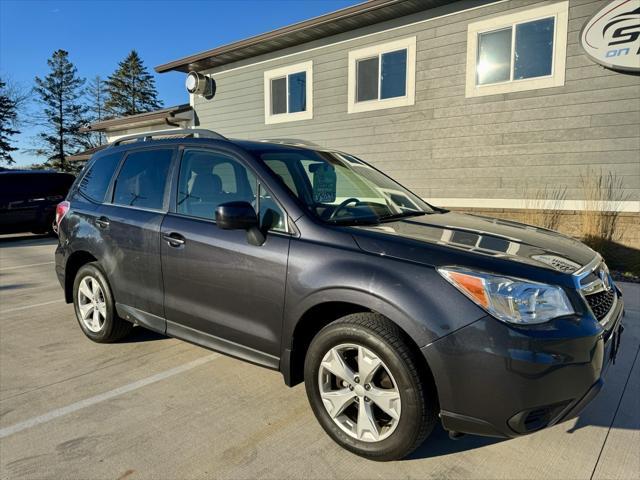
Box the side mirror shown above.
[215,201,258,230]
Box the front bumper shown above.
[422,290,624,438]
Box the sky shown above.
[0,0,359,166]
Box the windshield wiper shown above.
[378,211,429,222]
[326,217,381,226]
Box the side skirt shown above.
[167,320,280,370]
[116,303,166,334]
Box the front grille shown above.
[585,289,615,321]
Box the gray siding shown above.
[194,0,640,204]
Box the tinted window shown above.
[514,17,554,80]
[0,173,73,201]
[380,49,407,99]
[78,153,122,203]
[112,149,172,209]
[477,28,512,85]
[177,150,256,221]
[356,57,379,102]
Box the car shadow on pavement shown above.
[116,326,168,343]
[0,282,36,291]
[406,424,504,460]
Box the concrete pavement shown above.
[0,234,638,479]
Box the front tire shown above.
[304,313,437,461]
[73,263,132,343]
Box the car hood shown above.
[350,212,597,274]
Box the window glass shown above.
[177,150,256,221]
[514,17,554,80]
[477,27,512,85]
[112,149,172,209]
[271,77,287,115]
[381,49,407,99]
[288,72,306,113]
[212,162,237,193]
[78,152,122,203]
[262,158,300,196]
[356,57,379,102]
[259,184,287,232]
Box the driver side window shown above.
[177,150,256,221]
[177,149,289,233]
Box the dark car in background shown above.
[54,129,624,461]
[0,169,75,235]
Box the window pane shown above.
[477,27,512,85]
[262,157,299,196]
[177,150,256,220]
[271,77,287,115]
[381,49,407,99]
[78,152,121,202]
[514,17,554,80]
[212,162,237,193]
[259,184,287,232]
[113,149,172,209]
[356,56,379,102]
[288,71,306,113]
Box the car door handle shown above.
[95,216,110,228]
[163,232,186,247]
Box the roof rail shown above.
[258,138,320,148]
[112,128,226,146]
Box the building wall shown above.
[193,0,640,212]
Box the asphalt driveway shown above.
[0,234,638,480]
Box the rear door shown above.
[97,147,176,331]
[160,146,291,360]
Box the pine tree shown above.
[105,50,162,117]
[84,75,107,147]
[33,50,87,172]
[0,78,20,165]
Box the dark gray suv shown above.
[55,129,624,461]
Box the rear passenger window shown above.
[78,152,122,203]
[112,149,173,210]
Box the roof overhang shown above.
[67,145,109,162]
[80,104,192,133]
[155,0,452,73]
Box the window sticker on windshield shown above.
[312,165,337,203]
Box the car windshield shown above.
[256,149,434,225]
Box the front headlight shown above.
[438,267,574,325]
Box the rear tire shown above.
[304,312,437,461]
[73,262,132,343]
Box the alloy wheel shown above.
[318,343,401,442]
[77,276,107,333]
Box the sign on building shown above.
[580,0,640,73]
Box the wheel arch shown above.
[64,250,98,303]
[281,290,437,390]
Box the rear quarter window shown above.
[78,152,122,203]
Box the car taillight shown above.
[54,201,70,233]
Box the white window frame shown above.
[465,2,568,98]
[348,37,416,114]
[263,61,313,124]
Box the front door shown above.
[161,147,290,362]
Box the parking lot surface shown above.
[0,234,638,480]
